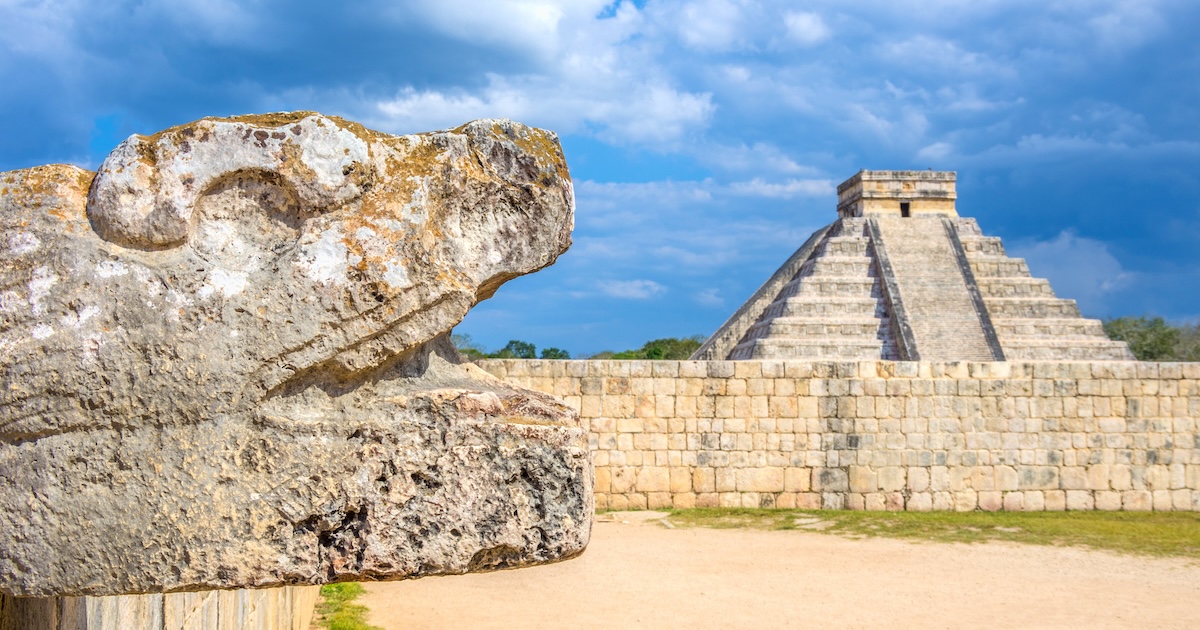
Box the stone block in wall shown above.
[813,468,849,492]
[1002,492,1024,511]
[1095,491,1122,511]
[1123,489,1152,508]
[907,492,932,511]
[1019,466,1060,490]
[594,468,612,493]
[669,467,692,493]
[0,585,320,630]
[879,467,907,492]
[953,490,978,511]
[736,468,785,492]
[647,492,672,510]
[978,491,1002,512]
[1065,491,1095,510]
[784,468,811,492]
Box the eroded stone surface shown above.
[0,113,590,597]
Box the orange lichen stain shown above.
[498,397,572,427]
[276,141,321,188]
[336,139,440,294]
[0,165,95,227]
[126,112,394,164]
[483,121,571,185]
[346,138,444,249]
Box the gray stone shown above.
[0,112,590,597]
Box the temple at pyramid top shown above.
[693,170,1134,362]
[836,170,957,218]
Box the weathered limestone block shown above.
[0,113,590,597]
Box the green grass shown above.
[313,583,382,630]
[664,508,1200,559]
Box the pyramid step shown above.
[816,236,870,257]
[834,217,868,234]
[786,277,880,298]
[1000,340,1136,361]
[764,297,883,319]
[976,277,1055,298]
[744,317,888,340]
[984,298,1081,319]
[949,218,984,236]
[992,318,1107,339]
[958,236,1006,256]
[772,273,878,298]
[969,258,1030,278]
[797,257,874,277]
[731,338,886,360]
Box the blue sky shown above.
[3,1,1199,356]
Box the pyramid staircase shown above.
[870,215,999,361]
[952,219,1134,360]
[727,218,900,360]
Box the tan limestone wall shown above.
[478,360,1200,512]
[0,585,320,630]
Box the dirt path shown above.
[360,512,1200,629]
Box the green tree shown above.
[490,339,537,359]
[540,347,570,359]
[612,335,705,360]
[1103,316,1180,361]
[451,333,487,361]
[1175,323,1200,361]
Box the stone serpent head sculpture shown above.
[0,113,591,596]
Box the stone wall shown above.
[0,585,319,630]
[479,360,1200,512]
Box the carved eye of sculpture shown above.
[190,170,306,273]
[85,114,373,252]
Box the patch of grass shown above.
[313,582,382,630]
[665,508,1200,559]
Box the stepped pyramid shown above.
[694,170,1133,361]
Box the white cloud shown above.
[935,85,1025,113]
[143,0,259,45]
[566,177,824,286]
[842,102,931,147]
[969,134,1200,166]
[916,141,953,161]
[598,279,666,299]
[729,178,835,199]
[697,141,814,174]
[671,0,747,51]
[0,0,80,58]
[598,86,716,144]
[1088,2,1166,52]
[372,78,714,144]
[1008,230,1135,315]
[782,11,830,47]
[878,36,1014,78]
[388,0,631,59]
[694,288,724,306]
[375,86,508,132]
[575,180,715,230]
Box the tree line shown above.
[1102,316,1200,361]
[452,335,571,360]
[455,318,1200,363]
[451,334,705,361]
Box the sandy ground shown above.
[360,512,1200,629]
